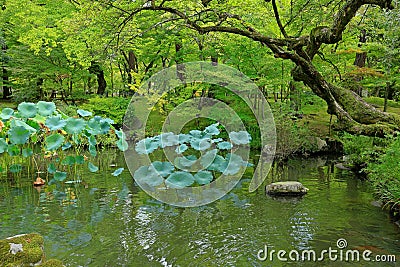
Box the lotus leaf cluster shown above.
[134,123,253,189]
[0,102,128,182]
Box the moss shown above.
[0,233,44,266]
[39,259,65,267]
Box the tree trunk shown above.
[2,67,11,99]
[175,42,185,83]
[352,29,367,96]
[89,61,107,95]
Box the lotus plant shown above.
[0,101,128,183]
[134,123,253,189]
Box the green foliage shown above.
[367,136,400,207]
[0,101,128,182]
[133,123,252,189]
[341,133,393,170]
[80,97,130,127]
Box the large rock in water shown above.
[266,181,308,196]
[0,233,64,266]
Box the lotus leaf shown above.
[0,138,8,153]
[200,149,218,169]
[223,153,245,175]
[10,164,22,173]
[62,156,75,166]
[54,171,67,182]
[135,137,159,154]
[117,138,129,151]
[160,132,179,148]
[1,108,14,120]
[194,171,213,185]
[166,171,195,189]
[7,145,20,156]
[175,144,188,154]
[47,163,57,174]
[45,133,65,151]
[11,119,37,134]
[151,161,175,177]
[207,155,228,172]
[204,123,220,136]
[64,118,86,134]
[88,162,99,172]
[45,115,67,131]
[178,134,191,144]
[217,141,233,150]
[62,142,72,150]
[22,148,33,157]
[89,144,97,156]
[133,165,164,187]
[18,102,37,118]
[8,126,30,145]
[77,109,92,117]
[174,155,197,170]
[229,131,252,145]
[112,168,124,176]
[75,155,85,164]
[190,138,211,151]
[37,101,56,116]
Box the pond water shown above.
[0,153,399,266]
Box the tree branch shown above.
[271,0,288,38]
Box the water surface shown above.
[0,155,399,266]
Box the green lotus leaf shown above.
[223,153,245,175]
[72,133,81,144]
[7,145,20,156]
[62,156,75,165]
[62,142,72,150]
[45,133,65,151]
[88,135,97,146]
[166,171,195,189]
[1,108,14,120]
[207,155,228,172]
[88,162,99,172]
[18,102,37,118]
[8,126,30,145]
[133,165,164,187]
[178,134,191,144]
[117,138,129,152]
[22,148,33,157]
[200,149,218,169]
[189,130,203,139]
[135,137,160,154]
[217,141,233,150]
[77,109,92,117]
[47,163,57,174]
[45,115,67,131]
[190,138,211,151]
[229,131,252,145]
[151,161,175,177]
[175,144,188,154]
[212,138,223,143]
[10,164,22,173]
[89,144,97,157]
[115,129,125,139]
[11,119,37,134]
[160,132,179,148]
[37,101,56,116]
[87,116,111,135]
[26,120,40,131]
[75,156,85,164]
[64,118,86,134]
[194,170,214,185]
[204,123,220,136]
[54,171,67,182]
[0,138,8,153]
[112,168,124,177]
[174,155,197,170]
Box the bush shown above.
[367,136,400,208]
[80,97,130,127]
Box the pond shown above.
[0,153,399,266]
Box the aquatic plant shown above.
[0,101,127,183]
[134,123,252,189]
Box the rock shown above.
[0,233,44,266]
[0,233,64,267]
[266,181,308,196]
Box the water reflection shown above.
[0,155,399,266]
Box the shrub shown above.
[80,97,130,127]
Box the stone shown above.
[0,233,64,267]
[266,181,308,196]
[0,233,44,266]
